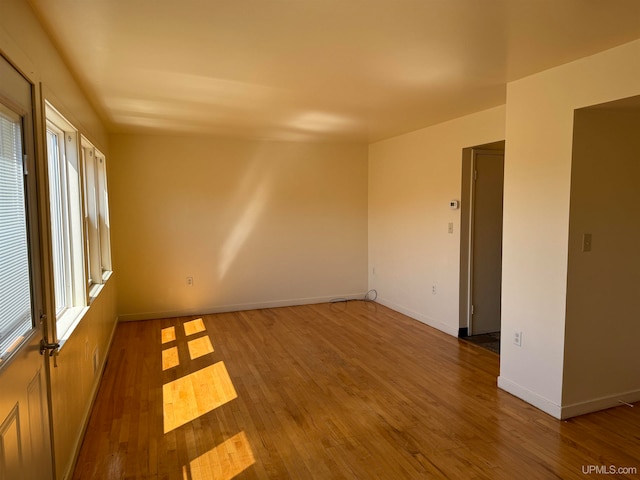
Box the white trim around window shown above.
[43,102,113,340]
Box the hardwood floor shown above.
[72,302,640,479]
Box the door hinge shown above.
[23,154,28,175]
[471,304,475,315]
[474,170,478,181]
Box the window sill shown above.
[88,270,113,304]
[57,306,89,347]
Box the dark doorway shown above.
[459,141,505,353]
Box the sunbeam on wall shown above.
[161,318,255,479]
[217,157,274,281]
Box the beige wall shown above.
[499,39,640,418]
[110,134,368,320]
[368,106,506,336]
[0,0,107,150]
[563,105,640,415]
[1,1,117,479]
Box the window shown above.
[0,104,33,362]
[96,151,112,277]
[46,124,72,315]
[45,103,85,336]
[81,137,112,292]
[43,103,112,339]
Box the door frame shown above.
[458,141,505,337]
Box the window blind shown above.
[0,108,33,361]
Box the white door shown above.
[469,149,504,335]
[0,55,54,480]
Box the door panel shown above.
[0,359,51,480]
[0,54,53,480]
[470,150,504,335]
[0,404,22,480]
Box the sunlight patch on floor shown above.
[188,336,214,360]
[184,318,206,336]
[162,346,179,371]
[162,361,238,433]
[182,431,255,480]
[161,326,176,343]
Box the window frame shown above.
[40,102,113,343]
[95,150,112,280]
[81,136,112,299]
[45,121,73,317]
[0,103,36,365]
[0,62,43,369]
[44,102,86,339]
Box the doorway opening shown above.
[459,141,505,354]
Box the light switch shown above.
[582,233,592,252]
[448,222,454,234]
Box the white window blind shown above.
[0,106,33,361]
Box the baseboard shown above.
[497,376,562,419]
[118,293,368,322]
[560,389,640,419]
[498,375,640,420]
[374,297,459,337]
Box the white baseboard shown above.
[560,389,640,419]
[498,376,640,419]
[497,376,562,419]
[118,293,367,322]
[375,297,459,337]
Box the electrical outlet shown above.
[513,331,522,347]
[186,276,194,286]
[432,285,437,295]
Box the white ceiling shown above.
[28,0,640,142]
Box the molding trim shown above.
[118,293,367,322]
[375,297,459,337]
[499,376,640,419]
[497,376,562,419]
[560,389,640,419]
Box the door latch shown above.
[40,340,60,367]
[39,340,60,356]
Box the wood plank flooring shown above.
[72,302,640,479]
